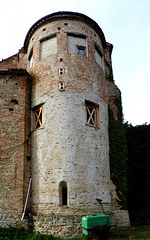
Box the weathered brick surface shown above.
[0,69,31,219]
[0,49,27,71]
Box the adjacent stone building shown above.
[0,11,130,237]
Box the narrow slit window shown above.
[95,43,103,68]
[33,104,44,130]
[85,100,99,127]
[28,47,33,71]
[59,181,68,206]
[62,187,67,205]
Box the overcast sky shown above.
[0,0,150,126]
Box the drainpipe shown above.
[21,178,32,221]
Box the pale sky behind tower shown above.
[0,0,150,126]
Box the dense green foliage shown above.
[108,95,128,209]
[109,93,150,223]
[125,123,150,225]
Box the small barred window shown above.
[33,104,44,130]
[85,100,99,127]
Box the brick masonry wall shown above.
[0,49,27,71]
[0,69,31,220]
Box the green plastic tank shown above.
[81,214,111,236]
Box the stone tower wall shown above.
[26,16,111,215]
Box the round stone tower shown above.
[24,11,111,230]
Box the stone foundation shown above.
[0,211,130,238]
[111,210,130,228]
[31,214,82,238]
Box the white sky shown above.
[0,0,150,126]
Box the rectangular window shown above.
[68,33,87,56]
[95,43,103,68]
[28,47,33,71]
[40,35,57,59]
[85,100,99,127]
[76,45,86,55]
[33,104,44,130]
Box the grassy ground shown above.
[109,225,150,240]
[0,225,149,240]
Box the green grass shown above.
[109,225,150,239]
[0,227,56,240]
[0,225,149,240]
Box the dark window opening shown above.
[11,99,18,105]
[62,187,67,205]
[76,45,86,55]
[59,181,68,206]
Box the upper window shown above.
[40,34,57,59]
[95,43,103,68]
[28,47,33,71]
[33,104,44,131]
[76,45,86,55]
[68,33,87,56]
[85,100,99,127]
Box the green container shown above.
[81,214,111,236]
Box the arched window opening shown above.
[59,181,68,206]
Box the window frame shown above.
[32,104,44,131]
[76,45,86,55]
[67,32,87,56]
[39,33,57,59]
[85,100,99,128]
[95,42,104,68]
